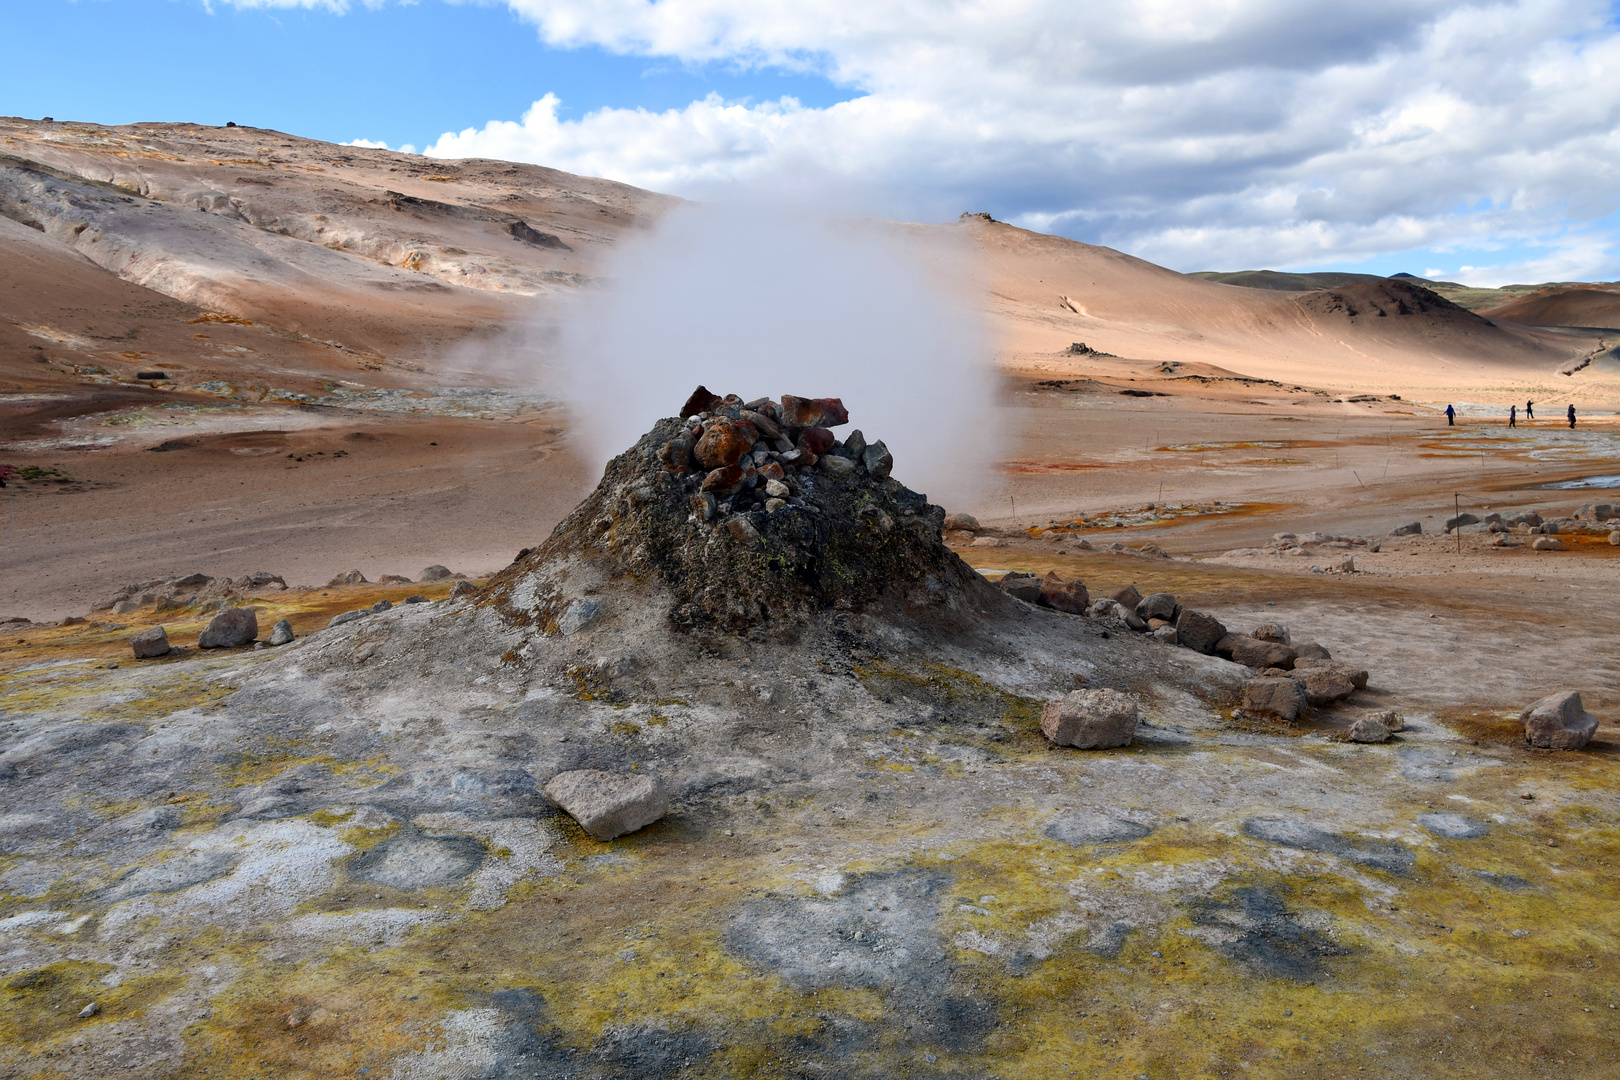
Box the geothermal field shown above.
[1,119,1618,1079]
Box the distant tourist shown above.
[1526,400,1534,420]
[1509,404,1517,428]
[1569,404,1577,429]
[1445,404,1456,426]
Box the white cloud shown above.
[365,1,1620,276]
[344,137,418,154]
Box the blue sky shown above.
[5,0,1619,285]
[3,1,856,149]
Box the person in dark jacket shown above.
[1509,405,1517,428]
[1526,400,1534,420]
[1445,404,1455,426]
[1569,404,1577,428]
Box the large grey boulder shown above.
[1135,592,1177,621]
[1520,691,1600,750]
[1389,521,1422,536]
[129,626,171,659]
[268,619,294,646]
[1175,608,1227,654]
[1227,636,1297,670]
[942,512,980,533]
[197,608,256,649]
[543,769,669,840]
[419,565,454,582]
[1040,689,1139,749]
[1241,678,1307,722]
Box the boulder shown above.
[694,416,758,469]
[1366,709,1404,732]
[419,565,454,582]
[1241,678,1307,722]
[1038,573,1090,614]
[129,626,171,659]
[797,426,836,457]
[1151,625,1179,645]
[1135,591,1177,621]
[1292,656,1367,688]
[450,581,478,598]
[1089,599,1146,631]
[820,454,857,476]
[558,597,602,635]
[268,619,294,646]
[998,572,1044,604]
[1251,622,1291,644]
[327,570,368,586]
[1227,636,1297,671]
[1389,522,1422,536]
[198,607,257,649]
[1444,513,1480,532]
[1531,536,1562,551]
[1293,640,1331,661]
[543,769,670,840]
[370,599,393,613]
[239,570,286,590]
[1610,531,1620,546]
[1520,691,1600,750]
[379,574,413,585]
[1174,608,1227,654]
[861,440,893,480]
[779,395,850,429]
[1345,716,1392,743]
[970,536,1005,547]
[1039,689,1139,749]
[329,610,369,628]
[943,513,981,533]
[1288,665,1359,706]
[1110,584,1143,609]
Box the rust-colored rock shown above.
[695,417,759,469]
[797,427,835,457]
[1039,573,1090,614]
[701,464,747,495]
[781,395,849,428]
[680,385,720,418]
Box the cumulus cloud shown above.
[325,0,1620,282]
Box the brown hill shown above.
[1479,283,1620,328]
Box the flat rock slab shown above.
[1045,813,1153,845]
[1242,816,1415,875]
[544,769,669,840]
[1417,812,1490,839]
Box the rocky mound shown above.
[482,387,1002,631]
[1293,278,1485,323]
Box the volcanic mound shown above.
[482,387,1004,634]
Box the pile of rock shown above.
[1223,532,1376,570]
[328,565,465,587]
[97,572,287,615]
[658,386,893,525]
[484,385,981,631]
[1433,506,1617,548]
[995,571,1089,613]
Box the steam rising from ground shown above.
[553,202,1000,508]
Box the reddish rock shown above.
[1227,636,1297,670]
[758,461,785,482]
[1110,584,1143,609]
[781,395,849,428]
[797,427,835,456]
[1039,573,1090,614]
[680,385,720,418]
[701,464,747,495]
[1041,689,1139,749]
[695,418,758,469]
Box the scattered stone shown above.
[1251,622,1291,644]
[327,570,368,586]
[543,769,670,840]
[369,599,392,613]
[1088,599,1146,631]
[1520,691,1600,750]
[77,1002,99,1019]
[970,536,1005,547]
[1241,678,1308,722]
[1333,555,1355,573]
[1345,716,1391,743]
[112,600,142,615]
[129,626,171,659]
[1175,608,1227,654]
[1226,636,1297,670]
[1038,573,1090,614]
[233,570,287,591]
[197,607,257,649]
[943,513,981,533]
[820,454,857,476]
[998,572,1044,604]
[1152,625,1179,645]
[1531,536,1562,551]
[1368,709,1404,732]
[1135,591,1177,621]
[404,594,428,604]
[558,597,603,635]
[419,565,454,582]
[329,610,369,628]
[1110,584,1143,609]
[268,619,294,646]
[449,581,478,598]
[726,515,761,542]
[1039,689,1140,749]
[1610,530,1620,546]
[1444,513,1480,532]
[1389,522,1422,536]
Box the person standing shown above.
[1509,404,1517,428]
[1445,404,1456,426]
[1526,400,1534,420]
[1569,404,1577,429]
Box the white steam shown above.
[551,201,1000,508]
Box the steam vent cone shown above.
[482,386,1003,631]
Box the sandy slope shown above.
[1481,283,1620,329]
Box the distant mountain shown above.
[1191,267,1608,315]
[1480,283,1620,329]
[1190,269,1399,292]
